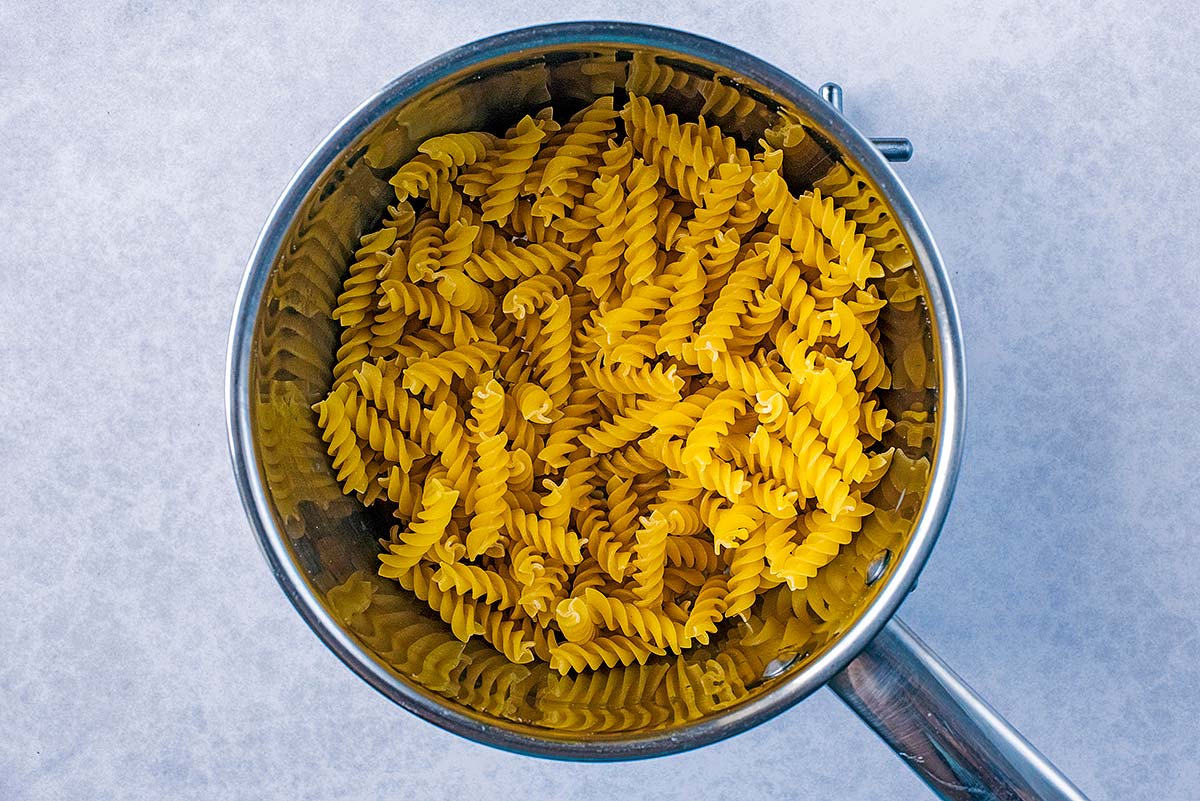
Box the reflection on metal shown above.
[865,549,892,586]
[761,654,801,681]
[832,620,1091,801]
[227,20,972,770]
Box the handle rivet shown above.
[761,654,800,680]
[818,81,844,112]
[866,550,892,586]
[819,82,913,162]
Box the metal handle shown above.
[830,618,1090,801]
[820,82,913,162]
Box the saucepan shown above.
[226,22,1089,800]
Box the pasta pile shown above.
[314,94,898,674]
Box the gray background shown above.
[2,1,1197,799]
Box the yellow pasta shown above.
[433,562,520,610]
[464,240,574,282]
[476,115,554,224]
[675,162,753,253]
[683,574,729,644]
[576,172,628,301]
[620,159,661,286]
[815,162,914,272]
[630,511,670,607]
[534,97,620,220]
[390,154,448,203]
[555,595,600,644]
[418,131,497,170]
[549,634,666,674]
[311,92,912,674]
[533,296,572,408]
[401,341,504,395]
[581,361,683,398]
[337,383,425,471]
[573,588,690,652]
[693,249,768,359]
[464,377,510,557]
[378,478,459,575]
[723,524,768,619]
[331,227,398,386]
[510,381,556,424]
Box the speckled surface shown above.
[2,2,1198,799]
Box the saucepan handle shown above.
[829,618,1091,801]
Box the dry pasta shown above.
[313,93,902,674]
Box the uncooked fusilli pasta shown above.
[313,91,905,674]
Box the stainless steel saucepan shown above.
[226,22,1089,800]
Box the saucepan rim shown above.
[225,20,965,761]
